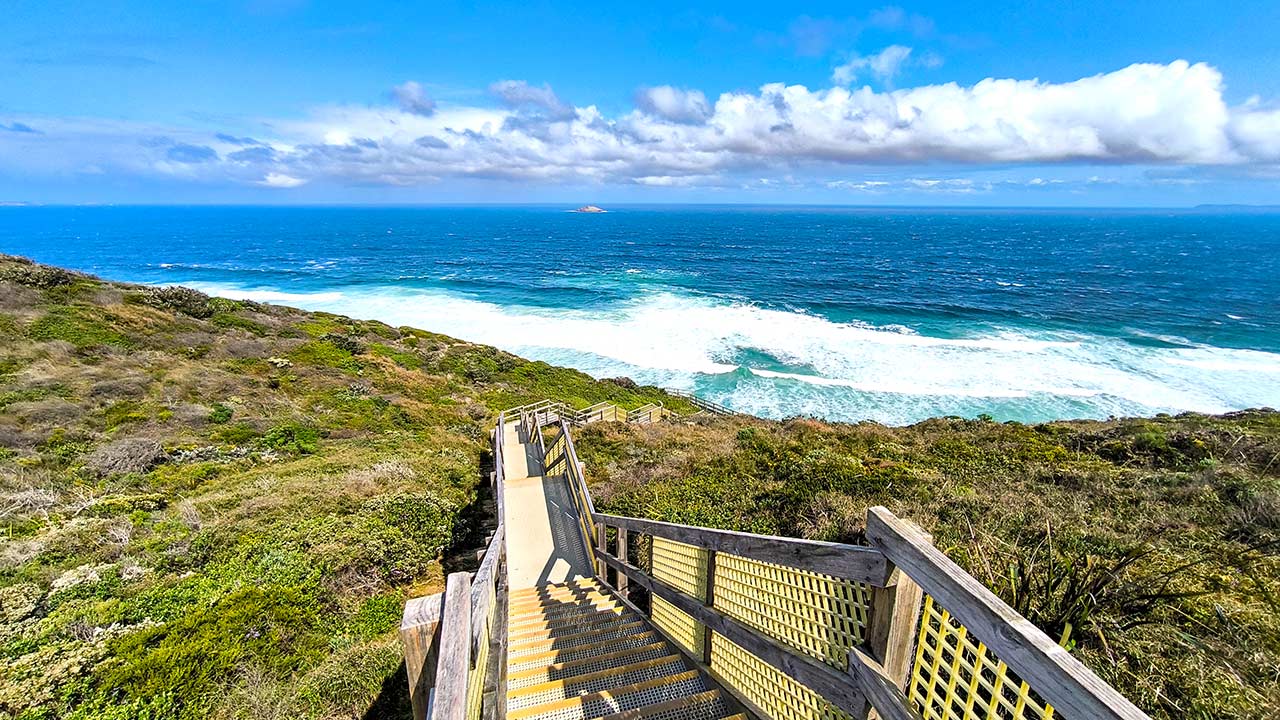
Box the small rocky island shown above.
[573,205,607,213]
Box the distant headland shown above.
[573,205,607,213]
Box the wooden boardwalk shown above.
[501,421,592,590]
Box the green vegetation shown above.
[0,255,689,720]
[575,413,1280,719]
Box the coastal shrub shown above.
[211,312,268,336]
[101,585,327,715]
[363,492,458,560]
[207,403,233,424]
[261,424,320,454]
[138,286,215,318]
[289,340,361,372]
[0,260,79,289]
[369,342,422,369]
[212,422,261,445]
[101,400,148,429]
[83,438,166,477]
[319,332,363,355]
[26,308,131,349]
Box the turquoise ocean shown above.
[3,205,1278,425]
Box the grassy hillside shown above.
[574,412,1280,719]
[0,255,696,720]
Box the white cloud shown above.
[635,86,711,124]
[257,173,307,188]
[832,45,916,86]
[391,81,436,116]
[3,60,1276,192]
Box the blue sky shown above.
[3,0,1279,205]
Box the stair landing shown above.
[502,421,593,589]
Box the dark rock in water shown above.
[573,205,607,213]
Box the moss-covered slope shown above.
[0,255,694,719]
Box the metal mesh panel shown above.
[909,595,1059,720]
[709,632,851,720]
[713,552,871,671]
[652,537,709,600]
[651,594,703,657]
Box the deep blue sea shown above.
[3,205,1278,425]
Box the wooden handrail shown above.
[594,513,893,586]
[431,572,472,720]
[865,507,1150,720]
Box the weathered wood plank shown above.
[480,555,509,720]
[596,521,607,580]
[864,506,1150,720]
[432,572,473,720]
[596,513,892,586]
[848,647,924,720]
[596,547,870,719]
[400,592,444,720]
[865,568,924,720]
[616,528,629,592]
[470,525,505,659]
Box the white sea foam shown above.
[186,281,1280,425]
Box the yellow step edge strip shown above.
[507,609,632,640]
[587,690,725,720]
[507,632,660,669]
[506,642,671,684]
[505,669,702,720]
[506,654,684,700]
[509,620,647,652]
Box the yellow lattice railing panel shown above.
[651,594,703,656]
[710,631,851,720]
[909,595,1058,720]
[652,537,709,600]
[465,597,495,720]
[713,552,870,671]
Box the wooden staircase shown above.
[505,579,744,720]
[401,403,1153,720]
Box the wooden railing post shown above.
[401,592,445,720]
[596,521,607,579]
[866,521,927,720]
[616,528,629,592]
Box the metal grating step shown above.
[508,643,674,689]
[510,580,605,604]
[507,670,711,720]
[510,611,638,642]
[511,596,624,624]
[509,621,649,657]
[507,655,688,710]
[509,599,629,627]
[510,605,630,635]
[511,579,603,599]
[508,631,662,674]
[589,690,734,720]
[511,589,615,615]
